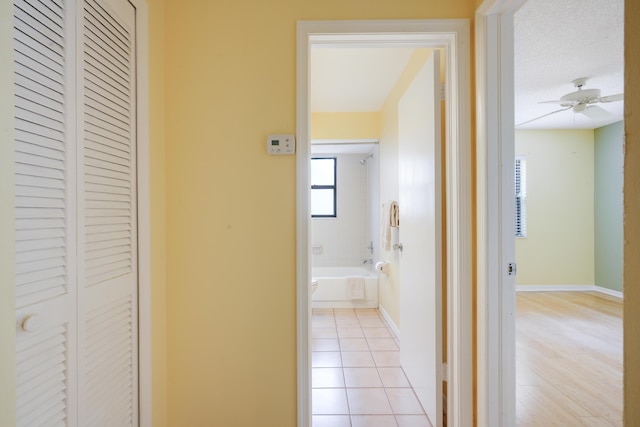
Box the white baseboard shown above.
[378,304,400,341]
[516,284,623,299]
[516,284,594,292]
[594,285,623,299]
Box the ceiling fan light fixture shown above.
[560,88,601,103]
[573,103,587,113]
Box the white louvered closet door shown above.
[13,0,138,425]
[76,0,137,425]
[14,0,78,424]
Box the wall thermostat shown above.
[267,134,295,155]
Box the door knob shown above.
[21,314,43,333]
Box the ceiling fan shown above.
[516,77,624,127]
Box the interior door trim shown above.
[296,19,473,427]
[475,1,526,425]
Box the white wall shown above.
[311,153,371,267]
[368,145,381,264]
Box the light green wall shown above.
[594,121,624,292]
[0,0,16,425]
[515,130,595,286]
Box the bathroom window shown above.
[311,157,336,217]
[515,155,527,238]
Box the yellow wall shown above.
[0,0,16,424]
[624,1,640,422]
[311,112,380,140]
[514,130,595,286]
[163,1,473,423]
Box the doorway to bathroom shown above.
[296,20,473,427]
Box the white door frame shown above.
[130,0,152,425]
[475,1,525,426]
[296,19,472,427]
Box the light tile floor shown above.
[312,308,433,427]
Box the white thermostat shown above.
[267,134,295,155]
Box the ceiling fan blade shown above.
[516,106,573,128]
[598,93,624,103]
[539,99,567,104]
[581,105,614,121]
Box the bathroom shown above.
[309,46,441,426]
[310,142,382,310]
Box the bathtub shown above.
[311,266,379,309]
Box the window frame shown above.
[515,155,527,238]
[310,157,337,218]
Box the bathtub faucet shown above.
[362,258,373,264]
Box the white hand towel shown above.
[348,277,365,300]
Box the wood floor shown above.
[516,291,622,426]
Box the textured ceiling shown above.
[309,0,624,130]
[514,0,624,129]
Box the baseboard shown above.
[516,284,594,292]
[594,285,623,299]
[516,284,623,299]
[378,304,400,341]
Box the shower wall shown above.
[312,152,378,267]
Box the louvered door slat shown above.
[84,189,130,202]
[15,185,65,200]
[25,402,66,427]
[85,123,129,148]
[17,372,66,407]
[14,0,69,312]
[86,245,130,261]
[85,237,129,251]
[86,230,129,242]
[83,296,134,425]
[85,109,130,140]
[16,323,69,426]
[15,129,64,153]
[16,140,65,163]
[84,38,130,86]
[16,236,65,252]
[15,79,64,110]
[85,0,129,52]
[84,27,128,74]
[85,140,129,163]
[13,13,63,57]
[85,168,130,184]
[85,80,130,117]
[16,256,65,275]
[85,148,131,170]
[16,246,65,263]
[14,75,63,108]
[14,1,63,37]
[85,93,129,125]
[14,47,63,84]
